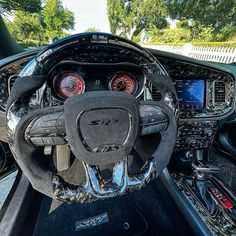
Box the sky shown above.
[61,0,110,33]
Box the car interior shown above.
[0,32,236,236]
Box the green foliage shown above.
[165,0,236,42]
[43,0,74,43]
[0,0,41,13]
[189,23,214,42]
[5,11,45,47]
[6,0,74,47]
[166,0,236,32]
[176,20,189,29]
[107,0,236,43]
[191,42,236,48]
[107,0,169,38]
[84,27,100,32]
[141,41,236,48]
[150,27,190,44]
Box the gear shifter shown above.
[181,160,220,215]
[192,160,220,180]
[181,160,236,226]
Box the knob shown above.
[186,137,196,146]
[204,128,213,137]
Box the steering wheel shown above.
[6,33,178,203]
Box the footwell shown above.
[33,180,193,236]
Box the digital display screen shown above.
[175,80,205,108]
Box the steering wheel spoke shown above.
[52,158,157,203]
[52,159,128,202]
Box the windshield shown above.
[1,0,235,63]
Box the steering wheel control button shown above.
[56,126,66,133]
[29,112,66,135]
[52,137,66,145]
[139,105,167,135]
[42,112,63,122]
[56,118,65,126]
[30,127,58,135]
[25,111,67,146]
[30,137,44,146]
[141,123,166,136]
[42,137,55,145]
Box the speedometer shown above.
[110,73,136,95]
[53,72,85,99]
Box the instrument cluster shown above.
[47,61,145,101]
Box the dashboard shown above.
[0,48,236,152]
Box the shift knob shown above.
[192,160,220,179]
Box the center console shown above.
[150,51,236,236]
[171,160,236,235]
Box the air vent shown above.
[8,74,18,94]
[214,81,226,105]
[8,75,38,106]
[151,85,162,101]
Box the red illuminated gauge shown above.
[53,72,85,99]
[110,73,136,95]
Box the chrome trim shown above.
[19,58,38,77]
[6,100,28,156]
[52,158,157,203]
[8,74,18,94]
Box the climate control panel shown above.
[174,121,217,151]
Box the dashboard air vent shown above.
[8,74,18,94]
[151,85,162,101]
[8,75,38,106]
[214,81,226,105]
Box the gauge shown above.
[110,73,136,95]
[53,72,85,99]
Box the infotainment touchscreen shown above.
[175,80,205,108]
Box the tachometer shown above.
[53,72,85,99]
[110,73,136,95]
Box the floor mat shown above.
[33,193,148,236]
[33,179,193,236]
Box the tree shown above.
[107,0,169,38]
[0,0,41,13]
[0,0,42,56]
[165,0,236,39]
[43,0,75,43]
[6,0,75,47]
[6,11,46,47]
